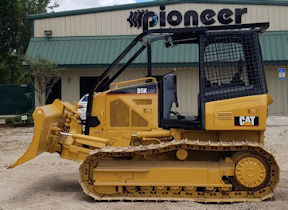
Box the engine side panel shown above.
[205,94,273,131]
[103,82,162,147]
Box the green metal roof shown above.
[25,31,288,68]
[260,31,288,65]
[28,0,288,20]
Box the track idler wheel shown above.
[233,152,269,190]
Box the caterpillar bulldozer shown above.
[9,22,279,202]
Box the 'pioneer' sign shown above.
[127,6,247,31]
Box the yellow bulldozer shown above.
[9,23,279,202]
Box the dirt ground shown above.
[0,125,287,210]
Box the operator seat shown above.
[162,73,178,119]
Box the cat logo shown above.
[234,116,259,126]
[137,88,148,94]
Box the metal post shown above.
[147,40,152,77]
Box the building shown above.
[26,0,288,115]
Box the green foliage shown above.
[0,0,21,84]
[18,0,57,55]
[0,0,20,59]
[0,0,59,85]
[14,116,22,123]
[27,115,33,124]
[24,109,34,116]
[5,118,14,124]
[0,54,24,84]
[5,109,34,125]
[0,61,10,83]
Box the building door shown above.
[46,79,61,104]
[80,77,100,99]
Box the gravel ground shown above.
[0,126,287,210]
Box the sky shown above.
[49,0,154,12]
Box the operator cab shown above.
[158,30,267,130]
[159,72,201,129]
[85,23,269,134]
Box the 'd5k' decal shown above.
[137,88,148,94]
[234,116,259,126]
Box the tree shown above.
[0,1,20,58]
[0,0,59,84]
[0,0,21,84]
[22,57,61,106]
[18,0,59,55]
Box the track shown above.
[79,139,279,202]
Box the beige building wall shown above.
[265,66,288,115]
[34,3,288,37]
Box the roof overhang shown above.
[24,31,288,68]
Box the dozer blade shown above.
[8,100,67,169]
